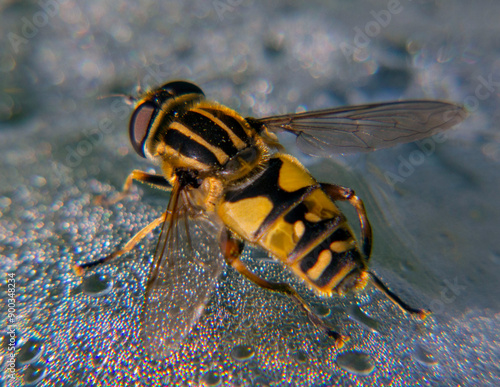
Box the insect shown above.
[75,81,466,358]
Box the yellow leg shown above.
[321,184,429,320]
[73,213,166,275]
[220,229,349,348]
[95,170,171,205]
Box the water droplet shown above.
[413,344,438,366]
[336,351,375,376]
[313,304,330,317]
[18,338,44,365]
[294,349,308,363]
[349,305,380,332]
[82,273,113,297]
[23,363,46,385]
[231,345,255,362]
[201,370,221,386]
[92,353,105,367]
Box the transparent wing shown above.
[141,184,223,359]
[254,101,467,156]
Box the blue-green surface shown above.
[1,1,499,386]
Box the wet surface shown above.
[1,1,499,386]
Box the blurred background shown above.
[1,0,499,386]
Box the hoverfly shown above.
[75,81,466,358]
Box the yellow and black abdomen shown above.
[217,154,366,295]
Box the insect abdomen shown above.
[217,154,364,294]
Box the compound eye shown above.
[160,81,204,97]
[129,101,157,158]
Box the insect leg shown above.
[320,183,372,259]
[73,212,167,276]
[95,170,172,205]
[320,184,429,319]
[367,271,431,320]
[220,229,349,348]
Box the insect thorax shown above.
[150,100,270,184]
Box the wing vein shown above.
[254,100,466,155]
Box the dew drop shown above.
[313,304,330,317]
[18,338,44,365]
[413,344,438,366]
[349,305,381,333]
[201,370,221,386]
[23,363,47,385]
[92,353,105,367]
[336,351,375,376]
[231,344,255,362]
[82,273,113,297]
[294,349,308,363]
